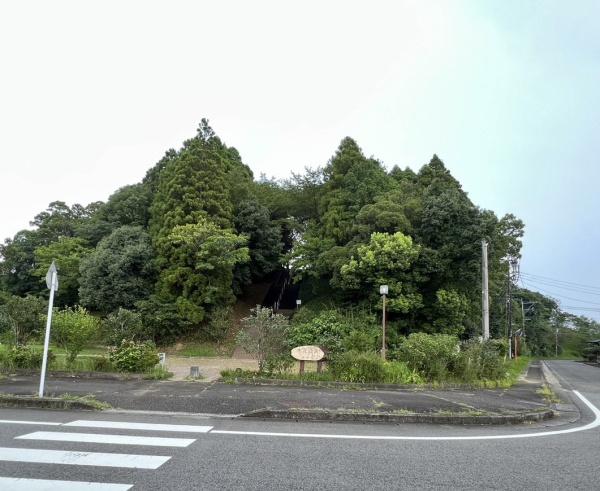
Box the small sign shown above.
[158,353,166,366]
[45,261,59,291]
[291,345,325,361]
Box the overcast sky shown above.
[1,0,599,318]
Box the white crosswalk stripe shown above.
[0,417,213,488]
[17,431,195,447]
[0,446,170,468]
[0,476,132,490]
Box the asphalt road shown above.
[0,360,597,490]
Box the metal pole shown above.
[38,271,56,398]
[482,240,490,340]
[381,294,386,361]
[555,328,558,357]
[507,263,513,359]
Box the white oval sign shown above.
[291,345,325,361]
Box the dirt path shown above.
[165,355,258,381]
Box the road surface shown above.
[0,360,597,490]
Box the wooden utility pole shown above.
[482,240,490,340]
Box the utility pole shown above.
[482,240,490,340]
[520,299,525,337]
[506,261,515,359]
[555,327,559,357]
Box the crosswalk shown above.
[0,418,214,490]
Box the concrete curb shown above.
[242,407,554,425]
[219,378,495,391]
[0,394,101,411]
[14,369,145,381]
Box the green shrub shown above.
[397,333,459,381]
[109,340,159,373]
[236,307,289,372]
[383,361,424,384]
[10,345,54,369]
[262,354,294,375]
[287,310,348,352]
[328,351,385,383]
[341,329,379,353]
[0,345,14,372]
[102,308,150,346]
[454,339,506,382]
[91,355,114,372]
[0,295,46,346]
[205,307,233,341]
[51,307,100,366]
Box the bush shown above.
[262,354,294,375]
[137,297,191,344]
[0,345,13,372]
[102,308,150,346]
[10,345,54,369]
[397,333,459,381]
[91,355,114,372]
[204,307,234,341]
[341,329,379,353]
[329,351,385,383]
[287,309,379,353]
[0,295,46,346]
[51,307,100,366]
[109,340,159,373]
[383,361,424,384]
[454,339,506,382]
[236,307,289,372]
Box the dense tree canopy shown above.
[79,226,155,314]
[0,120,596,351]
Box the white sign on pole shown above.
[45,261,58,291]
[39,261,58,398]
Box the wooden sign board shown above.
[291,345,325,361]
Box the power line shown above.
[520,272,600,292]
[562,306,600,312]
[519,280,600,306]
[520,275,600,297]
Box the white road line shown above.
[16,431,195,447]
[0,419,62,426]
[0,447,170,468]
[63,420,213,433]
[211,390,600,442]
[0,476,132,490]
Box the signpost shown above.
[380,285,388,360]
[291,345,325,374]
[39,261,58,398]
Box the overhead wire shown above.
[520,271,600,291]
[519,275,600,297]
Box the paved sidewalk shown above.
[0,363,551,419]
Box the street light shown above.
[380,285,388,360]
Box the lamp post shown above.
[380,285,388,360]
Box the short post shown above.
[39,261,58,398]
[380,285,388,361]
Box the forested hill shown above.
[0,120,597,353]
